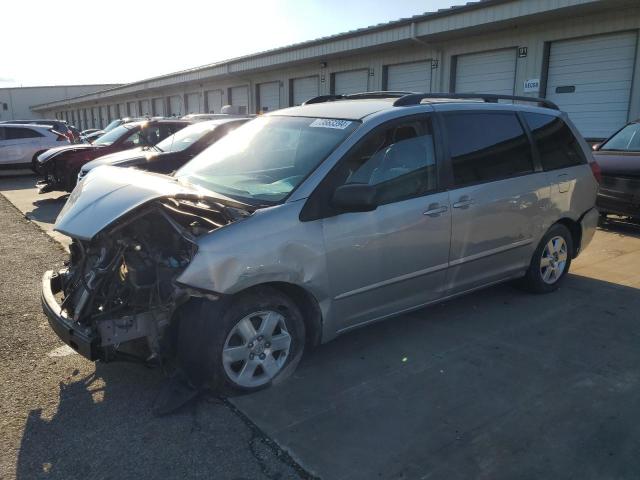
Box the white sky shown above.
[1,0,461,87]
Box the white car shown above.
[0,123,69,171]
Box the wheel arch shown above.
[238,282,323,347]
[554,217,581,258]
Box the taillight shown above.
[589,160,602,184]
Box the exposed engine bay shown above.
[47,197,248,362]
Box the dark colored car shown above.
[36,119,191,193]
[593,119,640,220]
[78,118,249,181]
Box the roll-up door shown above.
[455,48,516,95]
[100,106,108,127]
[258,82,280,113]
[206,90,223,113]
[169,96,182,116]
[109,105,117,122]
[386,61,432,93]
[139,99,151,117]
[77,110,83,129]
[545,31,637,139]
[291,76,319,105]
[127,101,138,117]
[333,69,369,95]
[152,98,165,116]
[186,93,201,114]
[230,86,249,114]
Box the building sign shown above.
[523,78,540,93]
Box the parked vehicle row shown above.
[41,92,600,394]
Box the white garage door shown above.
[230,86,249,113]
[100,106,108,127]
[455,48,516,95]
[169,96,182,116]
[334,69,369,95]
[127,101,138,117]
[206,90,223,113]
[152,98,165,116]
[117,104,126,118]
[139,100,150,117]
[258,82,280,113]
[387,61,431,93]
[186,93,201,114]
[546,32,637,139]
[109,105,117,122]
[292,76,319,105]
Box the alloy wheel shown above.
[539,236,568,285]
[222,310,291,388]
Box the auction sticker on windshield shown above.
[309,119,352,129]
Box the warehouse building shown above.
[32,0,640,140]
[0,84,120,122]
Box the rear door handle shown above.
[453,197,474,209]
[423,204,448,217]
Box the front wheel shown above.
[177,287,306,394]
[519,224,573,293]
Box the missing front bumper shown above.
[41,270,100,360]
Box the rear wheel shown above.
[519,224,573,293]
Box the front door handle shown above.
[453,196,474,209]
[423,204,448,217]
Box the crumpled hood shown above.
[38,143,106,164]
[55,165,237,241]
[81,147,149,172]
[594,151,640,177]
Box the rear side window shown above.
[523,113,586,170]
[0,127,5,140]
[5,127,43,140]
[444,112,534,186]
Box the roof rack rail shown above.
[392,92,559,110]
[303,91,414,105]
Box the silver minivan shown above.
[42,93,599,393]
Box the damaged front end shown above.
[42,196,246,363]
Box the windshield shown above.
[93,124,132,146]
[177,116,358,204]
[103,120,122,133]
[156,122,217,153]
[600,123,640,152]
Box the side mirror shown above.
[591,142,601,151]
[331,184,377,212]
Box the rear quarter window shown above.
[5,127,44,140]
[444,112,534,187]
[523,113,586,171]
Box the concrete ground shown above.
[1,172,640,479]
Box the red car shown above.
[36,119,191,193]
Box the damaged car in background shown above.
[42,93,599,394]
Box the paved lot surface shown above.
[2,172,640,479]
[0,191,309,480]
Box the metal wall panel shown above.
[454,48,517,95]
[333,69,369,94]
[258,82,280,113]
[292,76,319,105]
[127,101,138,117]
[386,61,432,92]
[546,31,637,139]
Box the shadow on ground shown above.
[232,274,640,480]
[26,196,68,225]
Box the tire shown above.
[519,223,573,294]
[31,152,45,174]
[176,287,306,395]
